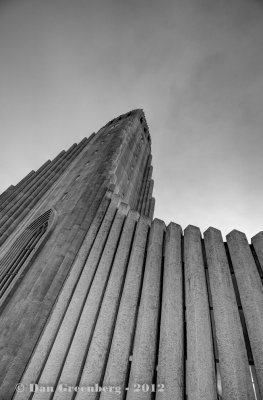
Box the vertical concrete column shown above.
[73,211,139,400]
[99,215,150,400]
[184,225,217,400]
[156,223,183,400]
[126,218,165,400]
[148,198,155,220]
[204,227,254,400]
[226,229,263,397]
[251,231,263,275]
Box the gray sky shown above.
[0,0,263,240]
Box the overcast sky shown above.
[0,0,263,240]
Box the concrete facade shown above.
[0,110,263,400]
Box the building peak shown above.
[99,108,150,144]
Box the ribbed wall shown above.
[11,195,263,400]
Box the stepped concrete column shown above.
[126,218,165,400]
[227,229,263,398]
[156,222,184,400]
[204,227,254,400]
[184,225,217,400]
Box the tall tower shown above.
[0,109,263,400]
[0,109,154,399]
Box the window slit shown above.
[0,210,53,300]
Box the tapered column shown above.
[204,227,254,400]
[126,218,165,400]
[148,198,155,220]
[156,222,183,400]
[184,225,217,400]
[227,229,263,398]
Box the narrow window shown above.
[0,210,54,301]
[61,192,68,201]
